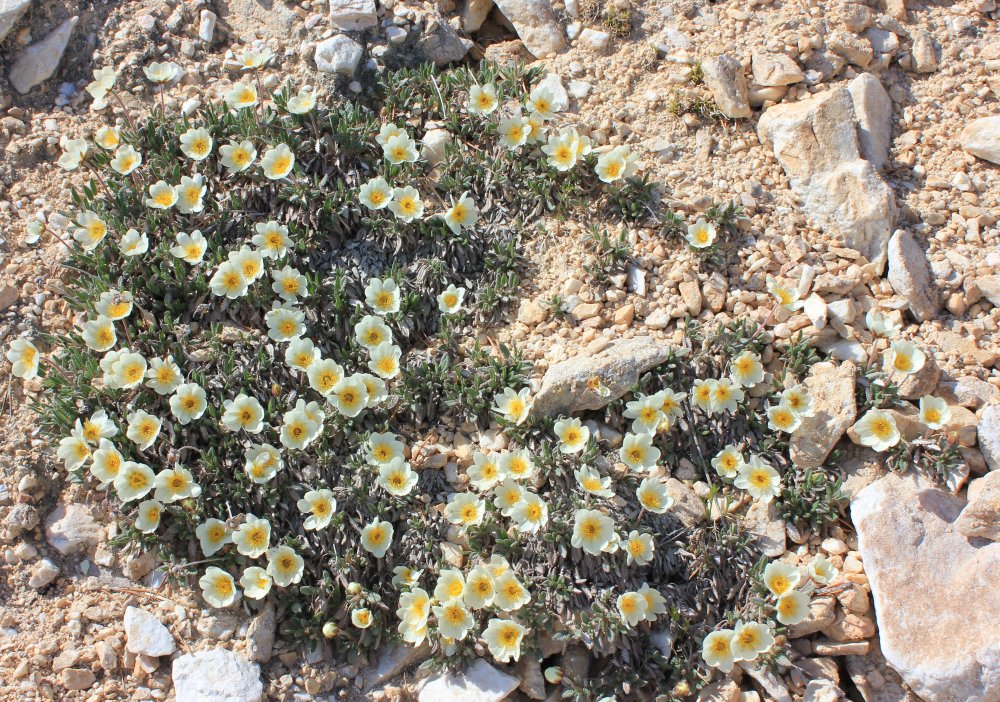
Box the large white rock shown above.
[0,0,31,42]
[328,0,376,30]
[419,658,520,702]
[702,54,752,119]
[751,51,804,86]
[124,606,176,657]
[314,34,363,75]
[979,403,1000,472]
[847,73,892,169]
[172,649,263,702]
[887,229,940,322]
[9,15,77,94]
[789,361,857,469]
[960,116,1000,165]
[44,503,103,555]
[462,0,494,32]
[757,86,896,269]
[852,473,1000,702]
[491,0,565,58]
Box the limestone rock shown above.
[697,679,741,702]
[744,500,786,557]
[665,478,706,528]
[702,54,752,119]
[852,473,1000,701]
[535,73,569,111]
[846,636,920,702]
[417,20,473,66]
[491,0,565,58]
[124,607,176,657]
[246,604,276,663]
[462,0,494,32]
[757,87,896,268]
[751,51,804,86]
[788,596,838,638]
[847,73,892,170]
[61,668,96,691]
[790,361,857,469]
[955,472,1000,541]
[9,16,78,94]
[979,404,1000,472]
[314,34,363,75]
[421,128,453,165]
[45,503,103,555]
[419,658,520,702]
[0,0,31,43]
[215,0,298,42]
[887,229,940,322]
[364,643,430,688]
[531,337,674,416]
[28,558,59,588]
[172,649,263,702]
[328,0,377,30]
[960,116,1000,165]
[828,30,873,68]
[911,30,938,73]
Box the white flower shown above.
[145,180,178,210]
[134,499,163,533]
[686,218,716,248]
[73,211,108,251]
[623,530,655,566]
[554,417,590,453]
[527,85,558,120]
[222,394,265,433]
[624,394,664,435]
[170,230,208,264]
[443,192,477,235]
[619,432,660,471]
[468,83,499,114]
[199,567,240,608]
[499,449,535,482]
[730,621,774,662]
[382,133,418,164]
[763,561,800,597]
[225,82,259,110]
[153,465,201,503]
[636,477,673,514]
[809,554,838,585]
[375,123,405,146]
[238,46,274,70]
[494,572,530,611]
[510,492,548,533]
[86,67,117,100]
[279,407,320,450]
[58,137,88,170]
[498,114,530,150]
[691,379,714,412]
[110,145,142,175]
[331,376,369,417]
[851,408,900,452]
[781,384,813,417]
[245,443,283,483]
[110,350,147,389]
[377,458,418,497]
[360,517,394,558]
[434,568,466,602]
[595,145,638,183]
[710,378,744,415]
[776,591,811,625]
[464,566,496,609]
[196,519,231,556]
[114,461,155,502]
[366,431,405,465]
[94,126,121,150]
[285,337,319,371]
[865,309,901,338]
[220,140,257,172]
[359,177,393,210]
[919,395,951,430]
[170,382,208,425]
[639,582,667,622]
[90,439,123,485]
[541,131,578,171]
[467,451,502,491]
[617,590,648,627]
[767,402,802,433]
[433,600,474,640]
[702,630,736,672]
[175,174,207,214]
[120,228,149,256]
[7,338,39,379]
[145,356,182,395]
[286,88,317,114]
[355,315,392,349]
[261,143,295,179]
[888,340,926,376]
[712,445,745,480]
[734,455,782,502]
[482,618,525,663]
[359,373,387,406]
[76,410,116,445]
[571,509,617,556]
[493,387,532,425]
[253,220,292,259]
[228,246,264,284]
[365,278,401,315]
[24,220,43,245]
[264,303,305,341]
[81,316,117,352]
[445,492,485,527]
[351,608,373,629]
[367,342,402,379]
[144,61,180,84]
[233,514,271,557]
[58,431,91,471]
[240,566,273,600]
[266,545,304,587]
[179,127,213,161]
[767,275,802,311]
[730,351,764,387]
[271,265,308,303]
[575,465,614,498]
[126,410,162,450]
[387,186,424,222]
[493,479,524,516]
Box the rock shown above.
[827,30,873,68]
[314,34,363,75]
[9,16,78,94]
[847,73,892,170]
[804,294,828,329]
[979,404,1000,472]
[911,30,938,73]
[579,28,610,52]
[697,679,741,702]
[739,662,792,702]
[843,3,873,32]
[946,377,999,410]
[891,350,939,400]
[955,472,1000,541]
[701,55,752,119]
[757,87,896,268]
[61,668,95,690]
[462,0,494,32]
[417,20,473,66]
[328,0,376,30]
[887,230,940,322]
[420,128,453,166]
[822,610,876,642]
[197,609,240,639]
[0,0,31,43]
[864,28,900,55]
[531,337,674,417]
[751,52,804,86]
[4,502,39,536]
[814,640,870,656]
[215,0,299,42]
[45,503,103,555]
[960,117,1000,165]
[173,649,262,702]
[28,558,59,588]
[979,275,1000,307]
[491,0,565,58]
[198,10,217,42]
[246,604,276,663]
[364,643,430,688]
[788,596,838,638]
[744,500,786,557]
[678,280,703,316]
[419,658,520,702]
[664,478,705,527]
[703,272,728,313]
[853,473,1000,701]
[517,299,549,325]
[846,636,919,702]
[514,656,546,699]
[790,362,857,469]
[124,607,176,657]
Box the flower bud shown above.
[322,621,339,638]
[346,582,362,596]
[543,666,563,684]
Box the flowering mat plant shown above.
[10,56,909,700]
